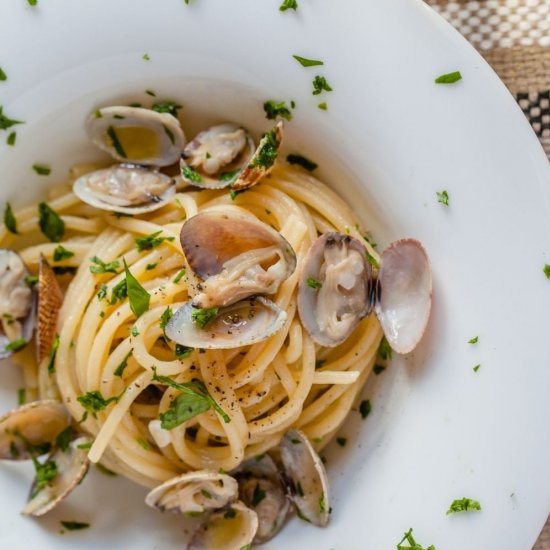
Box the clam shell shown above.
[73,164,176,215]
[23,435,91,517]
[188,500,258,550]
[180,124,256,189]
[145,470,238,515]
[231,121,283,190]
[375,238,432,354]
[0,400,71,461]
[280,429,330,527]
[298,232,372,347]
[165,297,287,350]
[86,106,185,166]
[36,255,63,364]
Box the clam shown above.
[374,238,432,354]
[188,500,258,550]
[231,121,283,190]
[234,454,290,543]
[0,400,71,460]
[180,124,256,189]
[36,255,63,364]
[165,297,287,350]
[23,435,91,517]
[145,471,239,515]
[280,429,330,527]
[180,210,296,308]
[298,233,373,347]
[86,106,185,166]
[0,249,35,359]
[73,164,176,215]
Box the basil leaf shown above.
[38,202,65,242]
[124,260,150,317]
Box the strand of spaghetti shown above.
[20,241,93,266]
[312,371,361,384]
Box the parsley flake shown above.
[32,164,51,176]
[312,75,333,95]
[359,399,371,419]
[446,497,481,514]
[396,528,436,550]
[60,521,90,531]
[373,364,386,375]
[145,262,157,271]
[0,67,6,81]
[181,165,203,183]
[191,307,219,329]
[436,190,449,206]
[173,269,186,284]
[263,100,292,121]
[27,0,38,5]
[468,336,479,344]
[7,132,16,146]
[107,126,127,158]
[286,154,318,171]
[175,344,193,359]
[435,71,462,84]
[89,256,120,275]
[114,350,133,377]
[473,364,481,372]
[306,277,322,289]
[53,245,74,262]
[38,202,65,242]
[135,230,175,251]
[152,101,182,118]
[47,334,60,374]
[251,484,266,507]
[377,337,392,361]
[159,306,173,331]
[0,106,23,131]
[4,203,17,234]
[293,55,324,67]
[6,338,26,352]
[318,102,328,111]
[336,437,347,447]
[33,458,58,494]
[55,426,73,452]
[77,391,120,420]
[279,0,298,11]
[248,128,279,169]
[543,264,550,279]
[17,388,26,405]
[142,53,150,61]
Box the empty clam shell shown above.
[231,121,283,190]
[234,454,290,543]
[188,500,258,550]
[37,255,63,364]
[0,249,36,359]
[145,470,238,515]
[86,106,185,166]
[180,124,256,189]
[375,238,432,354]
[23,435,91,517]
[280,429,330,527]
[165,297,287,350]
[180,210,296,308]
[73,164,176,215]
[0,400,71,461]
[298,233,372,347]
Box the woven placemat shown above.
[424,1,550,548]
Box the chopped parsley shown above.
[312,75,333,95]
[76,441,92,450]
[47,334,60,374]
[135,230,175,251]
[89,256,120,275]
[145,262,157,271]
[377,337,392,361]
[131,326,140,337]
[286,154,318,171]
[251,484,266,507]
[0,67,7,81]
[201,489,212,499]
[97,284,108,300]
[136,437,151,451]
[152,101,182,118]
[55,426,73,452]
[446,497,481,514]
[397,528,436,550]
[4,203,17,234]
[473,364,481,372]
[60,521,90,531]
[365,250,380,269]
[53,245,74,262]
[145,90,156,97]
[263,100,293,121]
[163,125,175,145]
[224,508,237,519]
[315,359,326,369]
[77,390,121,420]
[230,189,246,201]
[38,202,65,242]
[435,71,462,84]
[306,277,322,289]
[25,275,38,287]
[7,132,16,146]
[191,307,219,329]
[293,55,324,67]
[124,260,150,317]
[436,190,449,206]
[0,106,23,131]
[53,266,77,276]
[336,437,347,447]
[32,164,51,176]
[359,399,371,419]
[27,0,38,5]
[468,336,479,344]
[543,264,550,279]
[33,458,58,494]
[107,126,127,158]
[175,344,193,359]
[373,364,386,375]
[181,165,203,183]
[17,388,26,405]
[173,269,186,284]
[318,102,328,111]
[159,306,173,331]
[318,493,326,514]
[219,168,241,183]
[113,350,133,377]
[142,53,150,61]
[279,0,298,11]
[248,128,279,169]
[6,338,26,352]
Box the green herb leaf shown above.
[468,336,479,344]
[173,269,186,284]
[33,458,58,494]
[436,190,449,206]
[373,364,386,375]
[306,277,322,289]
[136,437,151,451]
[55,426,73,452]
[336,437,347,447]
[25,275,38,287]
[473,364,481,372]
[77,391,120,419]
[90,256,120,275]
[435,71,462,84]
[60,521,90,531]
[293,55,324,67]
[38,202,65,242]
[286,154,318,172]
[318,492,326,514]
[248,128,279,169]
[446,497,481,514]
[318,102,328,111]
[263,100,292,121]
[543,264,550,279]
[315,359,326,369]
[359,399,371,419]
[47,334,60,374]
[110,279,127,305]
[32,164,51,176]
[142,53,150,61]
[0,106,23,131]
[7,132,16,146]
[27,0,38,5]
[131,326,140,337]
[53,266,77,276]
[145,90,156,97]
[192,307,219,329]
[107,126,127,158]
[53,245,74,262]
[4,203,17,234]
[152,101,182,118]
[366,250,380,269]
[124,260,150,317]
[397,528,436,550]
[229,189,246,201]
[135,230,175,251]
[159,306,173,331]
[312,75,333,95]
[76,441,92,450]
[114,350,133,377]
[224,507,237,519]
[251,483,266,507]
[145,262,157,271]
[97,284,108,300]
[6,338,26,352]
[175,344,193,359]
[219,168,241,183]
[159,391,212,430]
[181,165,203,183]
[377,337,392,361]
[0,67,7,81]
[279,0,298,11]
[17,388,26,405]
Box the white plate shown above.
[1,1,549,549]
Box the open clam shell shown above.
[180,124,256,189]
[23,435,91,517]
[231,121,283,190]
[0,400,71,461]
[233,454,291,543]
[165,297,287,350]
[374,238,432,354]
[180,210,296,308]
[73,164,176,215]
[188,500,258,550]
[145,470,239,515]
[298,232,373,347]
[0,249,36,359]
[86,106,185,166]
